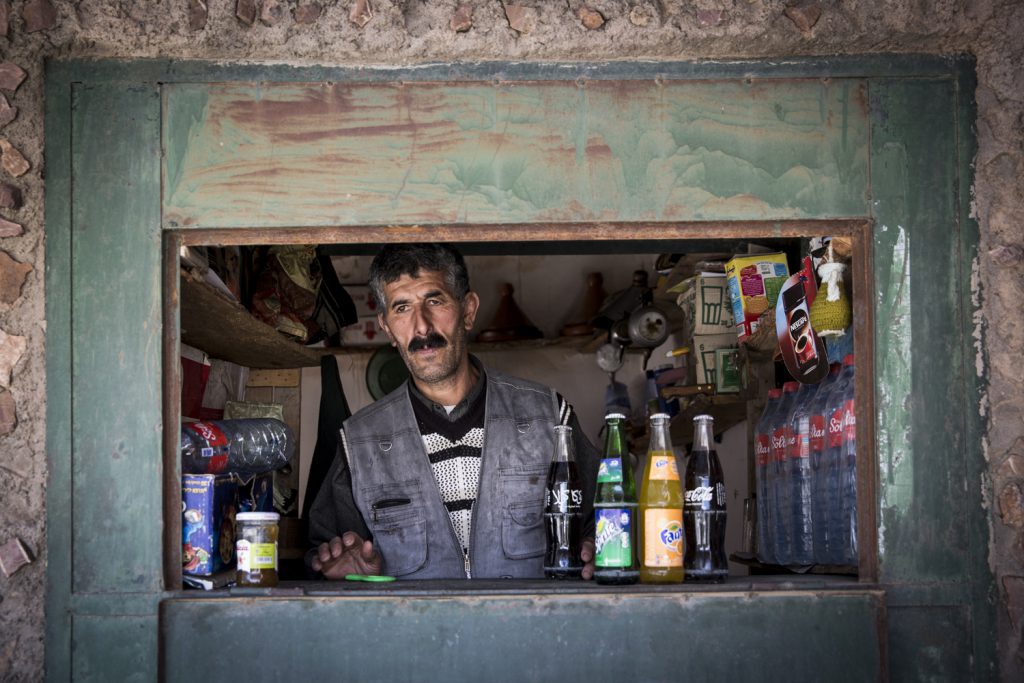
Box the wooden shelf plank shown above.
[179,272,321,369]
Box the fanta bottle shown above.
[639,413,684,583]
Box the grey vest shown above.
[343,368,560,579]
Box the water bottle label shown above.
[595,508,632,567]
[827,408,845,449]
[771,430,788,463]
[842,400,856,441]
[647,453,679,481]
[809,415,826,452]
[643,508,683,567]
[755,435,771,466]
[597,458,624,483]
[185,421,230,473]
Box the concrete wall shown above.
[0,1,1020,680]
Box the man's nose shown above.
[411,304,433,336]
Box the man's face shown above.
[377,270,479,386]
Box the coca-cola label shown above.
[809,416,826,453]
[685,480,726,509]
[755,435,771,466]
[545,484,582,512]
[185,421,230,474]
[685,485,713,506]
[827,408,845,449]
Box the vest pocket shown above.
[501,500,545,560]
[368,505,428,577]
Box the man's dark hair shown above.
[368,243,471,310]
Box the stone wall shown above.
[0,1,1020,680]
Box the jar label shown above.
[643,508,683,567]
[647,453,679,481]
[597,458,624,483]
[236,540,277,571]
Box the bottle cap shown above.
[236,512,280,522]
[553,424,573,433]
[648,412,671,421]
[768,388,783,399]
[783,381,799,392]
[692,414,714,422]
[605,412,627,421]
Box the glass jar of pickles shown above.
[235,512,280,587]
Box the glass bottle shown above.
[593,413,640,585]
[639,413,684,583]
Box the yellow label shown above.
[236,540,277,572]
[643,508,683,567]
[647,452,679,481]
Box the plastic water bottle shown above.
[823,355,856,565]
[810,363,841,564]
[754,388,782,564]
[770,381,800,564]
[181,418,295,476]
[787,381,818,565]
[836,355,858,565]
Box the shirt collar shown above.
[407,355,486,422]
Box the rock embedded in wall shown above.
[188,0,208,31]
[0,93,15,129]
[0,537,32,577]
[696,9,725,28]
[503,3,536,34]
[236,0,257,26]
[0,62,26,92]
[0,216,20,237]
[0,387,14,435]
[0,327,25,389]
[990,244,1024,268]
[628,4,652,26]
[21,0,57,33]
[294,2,322,25]
[784,1,822,33]
[0,250,31,310]
[0,183,20,210]
[999,482,1024,529]
[450,3,472,33]
[578,5,605,30]
[0,138,29,177]
[261,0,286,27]
[349,0,372,28]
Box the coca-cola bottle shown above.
[810,363,841,564]
[823,355,856,565]
[770,381,800,564]
[787,381,818,565]
[754,389,782,564]
[544,425,584,578]
[684,415,728,581]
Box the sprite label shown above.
[597,458,624,483]
[595,508,632,567]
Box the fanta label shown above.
[643,508,683,567]
[595,508,632,568]
[647,453,679,481]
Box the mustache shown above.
[408,333,448,352]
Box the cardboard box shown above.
[691,333,738,386]
[182,473,239,576]
[725,253,790,339]
[340,316,389,346]
[675,273,735,337]
[344,285,381,318]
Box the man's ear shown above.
[462,291,480,331]
[377,312,397,347]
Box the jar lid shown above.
[236,512,280,522]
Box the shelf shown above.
[665,392,748,443]
[180,271,321,369]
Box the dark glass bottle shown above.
[544,425,584,579]
[683,414,729,582]
[593,413,640,585]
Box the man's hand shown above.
[311,531,383,580]
[580,537,596,580]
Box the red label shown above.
[771,428,787,463]
[809,415,826,453]
[785,427,799,460]
[756,435,771,466]
[185,421,230,474]
[827,408,844,449]
[842,399,856,442]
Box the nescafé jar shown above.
[235,512,280,587]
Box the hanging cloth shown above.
[302,354,352,520]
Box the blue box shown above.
[182,473,239,576]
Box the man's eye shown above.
[394,305,409,314]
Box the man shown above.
[308,243,599,579]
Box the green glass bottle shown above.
[593,413,640,585]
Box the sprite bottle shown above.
[593,413,640,585]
